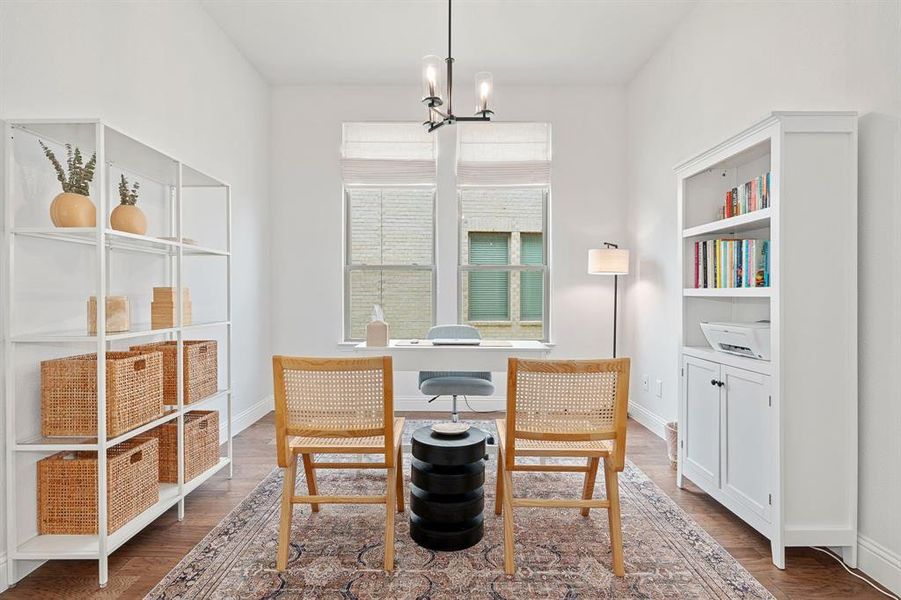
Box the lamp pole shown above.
[606,241,620,358]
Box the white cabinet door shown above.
[682,356,721,490]
[721,366,772,521]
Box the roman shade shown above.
[457,122,551,187]
[341,122,437,185]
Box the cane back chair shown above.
[272,355,404,572]
[495,357,630,576]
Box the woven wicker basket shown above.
[41,351,164,437]
[37,437,159,534]
[142,410,219,483]
[129,341,217,405]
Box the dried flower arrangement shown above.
[39,141,97,196]
[118,175,140,206]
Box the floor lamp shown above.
[588,243,630,357]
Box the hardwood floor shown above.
[1,412,891,599]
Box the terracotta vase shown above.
[110,204,148,235]
[49,192,96,227]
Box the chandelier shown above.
[421,0,494,132]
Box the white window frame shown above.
[456,186,550,341]
[343,184,437,342]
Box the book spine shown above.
[751,178,757,213]
[726,241,731,288]
[701,241,708,288]
[713,241,718,288]
[694,242,700,288]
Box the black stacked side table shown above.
[409,426,487,551]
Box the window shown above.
[457,123,550,340]
[342,123,436,341]
[340,121,549,342]
[520,233,543,321]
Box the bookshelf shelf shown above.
[682,208,772,238]
[12,227,228,256]
[683,287,770,298]
[2,118,234,589]
[13,457,232,562]
[675,111,858,572]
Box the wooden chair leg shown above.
[495,446,504,515]
[580,457,600,517]
[385,466,397,571]
[302,454,319,513]
[603,458,625,577]
[395,444,405,513]
[277,458,298,571]
[502,460,516,575]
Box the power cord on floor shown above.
[462,395,495,415]
[810,547,899,599]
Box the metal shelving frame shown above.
[2,118,233,588]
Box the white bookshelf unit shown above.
[675,112,858,569]
[1,119,233,588]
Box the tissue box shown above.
[366,320,388,347]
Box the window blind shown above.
[341,122,437,185]
[520,233,543,321]
[457,122,551,186]
[468,232,510,321]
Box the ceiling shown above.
[201,0,696,86]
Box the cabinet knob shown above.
[710,379,718,386]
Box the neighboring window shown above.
[468,232,510,321]
[342,123,436,340]
[457,123,551,341]
[520,233,543,321]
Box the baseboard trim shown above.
[220,394,274,442]
[858,534,901,595]
[628,402,668,439]
[394,395,506,413]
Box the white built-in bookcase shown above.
[675,112,858,568]
[1,119,233,588]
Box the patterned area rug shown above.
[147,421,773,599]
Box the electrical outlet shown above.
[656,379,663,398]
[642,375,649,392]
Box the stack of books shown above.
[723,172,771,218]
[692,239,769,288]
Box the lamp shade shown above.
[588,248,630,275]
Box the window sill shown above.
[341,340,555,349]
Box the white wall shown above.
[622,0,901,591]
[270,84,627,401]
[0,0,272,588]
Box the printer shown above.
[700,321,771,361]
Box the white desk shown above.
[352,339,551,371]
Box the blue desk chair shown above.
[419,325,495,422]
